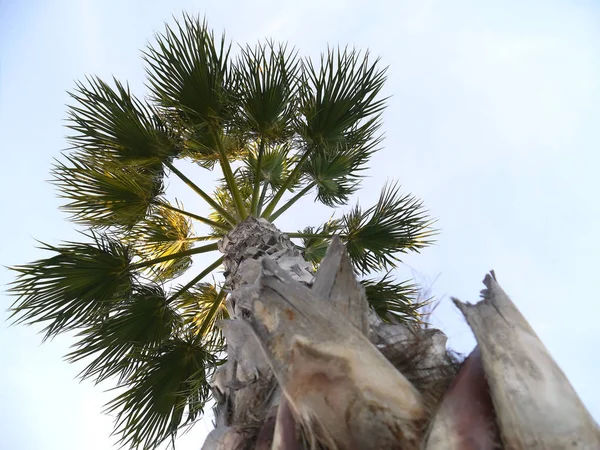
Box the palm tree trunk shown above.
[204,217,314,449]
[203,217,454,449]
[202,218,600,450]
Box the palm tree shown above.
[8,15,599,450]
[8,15,433,449]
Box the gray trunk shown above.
[202,218,599,450]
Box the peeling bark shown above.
[203,219,599,450]
[250,257,426,449]
[453,272,600,449]
[424,346,499,450]
[210,218,314,448]
[310,236,369,334]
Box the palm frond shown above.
[144,14,232,129]
[207,179,253,236]
[234,41,299,141]
[66,285,182,383]
[67,76,177,166]
[183,129,247,170]
[52,155,163,229]
[127,203,195,280]
[241,142,293,190]
[175,283,228,351]
[106,333,219,450]
[302,115,383,208]
[361,272,426,323]
[8,233,133,338]
[297,47,387,151]
[342,182,436,274]
[296,219,342,268]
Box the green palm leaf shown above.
[208,179,253,235]
[297,48,387,150]
[302,113,383,207]
[68,76,177,166]
[175,283,228,351]
[144,14,232,130]
[106,333,218,450]
[297,219,342,268]
[128,203,197,280]
[342,182,436,274]
[301,146,364,207]
[242,142,293,190]
[8,233,133,338]
[66,285,181,383]
[52,155,163,229]
[361,272,426,323]
[234,41,299,140]
[183,130,247,170]
[260,48,387,218]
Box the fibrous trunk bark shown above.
[202,218,599,450]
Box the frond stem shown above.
[214,133,248,220]
[286,232,337,239]
[256,182,269,216]
[261,149,312,218]
[167,257,224,303]
[156,201,231,232]
[131,242,219,269]
[197,288,227,336]
[268,182,315,222]
[250,139,265,216]
[164,160,237,226]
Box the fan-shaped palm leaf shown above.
[296,219,342,268]
[244,143,293,188]
[361,272,426,323]
[175,283,228,351]
[303,117,383,206]
[66,285,182,383]
[8,233,133,338]
[144,14,232,129]
[342,182,436,274]
[52,155,163,229]
[260,48,386,218]
[127,203,197,280]
[301,145,367,207]
[106,333,218,450]
[68,76,177,167]
[234,41,299,140]
[297,48,387,150]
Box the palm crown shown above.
[8,15,435,449]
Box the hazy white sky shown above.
[1,1,599,449]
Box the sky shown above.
[1,0,599,449]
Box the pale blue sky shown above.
[1,1,599,449]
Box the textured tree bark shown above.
[452,272,600,449]
[202,219,600,450]
[203,217,315,449]
[202,218,454,449]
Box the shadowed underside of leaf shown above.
[67,76,179,165]
[65,285,181,383]
[342,182,436,274]
[8,234,134,338]
[106,333,219,450]
[52,155,164,228]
